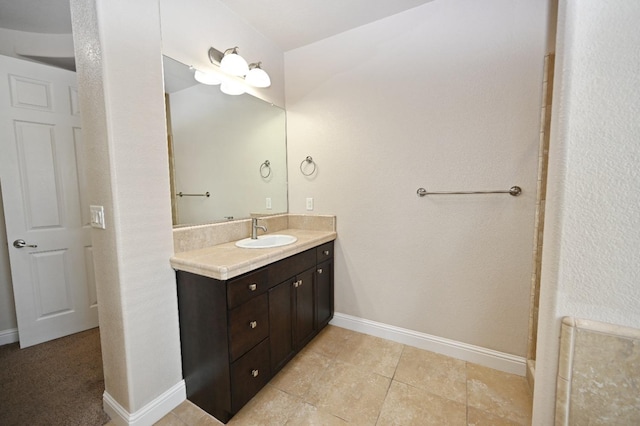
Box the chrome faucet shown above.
[251,218,267,239]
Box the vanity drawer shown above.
[230,338,270,413]
[229,293,269,362]
[227,268,268,309]
[269,249,316,287]
[316,242,334,263]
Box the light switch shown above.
[306,197,314,211]
[90,205,106,229]
[266,197,272,209]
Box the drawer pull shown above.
[248,283,257,291]
[317,268,323,274]
[323,250,330,256]
[249,321,257,329]
[251,369,259,378]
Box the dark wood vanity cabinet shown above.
[176,241,334,424]
[316,241,334,330]
[268,266,316,373]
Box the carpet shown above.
[0,328,110,425]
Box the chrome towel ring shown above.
[260,160,271,178]
[300,156,316,176]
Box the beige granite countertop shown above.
[170,228,337,280]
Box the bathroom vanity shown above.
[170,221,335,423]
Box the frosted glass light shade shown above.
[194,70,221,85]
[220,81,245,96]
[245,67,271,88]
[220,52,249,76]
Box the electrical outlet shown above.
[306,197,314,211]
[266,197,272,209]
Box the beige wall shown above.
[533,1,640,423]
[285,0,550,358]
[70,0,182,416]
[68,0,288,418]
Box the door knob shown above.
[13,239,37,249]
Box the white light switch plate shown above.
[90,205,106,229]
[306,197,314,211]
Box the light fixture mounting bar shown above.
[208,47,224,65]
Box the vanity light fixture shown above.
[220,47,249,76]
[206,46,272,92]
[220,80,245,96]
[193,69,221,85]
[245,62,271,88]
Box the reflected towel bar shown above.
[416,186,522,197]
[177,191,211,197]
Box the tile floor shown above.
[151,326,532,425]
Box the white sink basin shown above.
[235,234,298,249]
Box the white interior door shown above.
[0,54,97,348]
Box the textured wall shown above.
[533,1,640,424]
[285,0,549,357]
[71,0,183,414]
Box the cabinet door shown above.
[269,280,294,373]
[294,267,316,348]
[316,258,333,329]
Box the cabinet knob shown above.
[251,369,259,378]
[248,283,257,291]
[298,279,303,286]
[317,268,323,274]
[249,321,257,329]
[323,250,329,256]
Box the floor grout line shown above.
[161,326,532,425]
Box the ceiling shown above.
[219,0,434,51]
[0,0,71,34]
[0,0,433,51]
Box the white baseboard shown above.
[330,312,526,376]
[103,380,186,426]
[0,328,19,346]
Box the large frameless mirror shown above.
[163,55,288,227]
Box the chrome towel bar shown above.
[177,191,211,197]
[417,186,522,197]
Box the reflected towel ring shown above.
[300,156,316,176]
[260,160,271,178]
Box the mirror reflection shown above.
[163,56,288,227]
